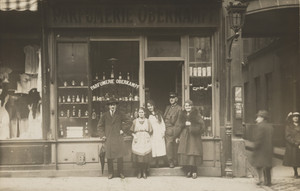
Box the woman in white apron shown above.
[146,100,166,168]
[130,107,153,179]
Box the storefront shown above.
[0,0,224,177]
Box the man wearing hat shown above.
[97,98,129,179]
[163,92,182,168]
[252,110,273,186]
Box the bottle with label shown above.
[60,110,65,117]
[95,73,99,80]
[62,96,66,103]
[72,95,76,103]
[59,124,64,138]
[72,106,76,117]
[76,95,80,102]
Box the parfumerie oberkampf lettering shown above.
[90,79,139,90]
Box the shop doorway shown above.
[145,61,183,112]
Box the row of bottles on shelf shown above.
[92,93,139,102]
[58,95,88,103]
[94,69,131,81]
[189,66,212,77]
[60,106,88,118]
[59,122,89,138]
[63,80,85,87]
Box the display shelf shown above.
[58,103,88,105]
[58,86,89,89]
[59,116,89,119]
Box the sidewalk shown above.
[0,176,266,191]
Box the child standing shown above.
[147,100,166,168]
[131,107,153,179]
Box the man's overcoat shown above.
[98,111,128,159]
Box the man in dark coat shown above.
[252,110,273,186]
[163,92,182,168]
[97,98,129,179]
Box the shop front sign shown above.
[47,4,219,28]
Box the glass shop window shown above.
[57,42,89,139]
[189,36,212,137]
[0,39,43,140]
[147,36,181,57]
[90,41,139,137]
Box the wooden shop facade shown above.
[0,0,228,177]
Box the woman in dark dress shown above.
[175,100,205,179]
[283,111,300,178]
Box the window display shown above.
[57,42,89,139]
[90,41,139,137]
[0,40,42,140]
[189,37,212,137]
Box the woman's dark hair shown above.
[146,99,163,123]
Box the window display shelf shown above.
[59,116,89,119]
[58,86,88,89]
[58,103,88,105]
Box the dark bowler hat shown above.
[256,110,269,119]
[106,98,119,105]
[169,92,178,98]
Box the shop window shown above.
[57,42,89,139]
[90,41,139,137]
[147,36,180,57]
[0,39,43,140]
[188,36,212,137]
[57,41,139,139]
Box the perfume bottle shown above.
[72,106,76,117]
[118,72,122,80]
[84,122,89,137]
[81,95,85,103]
[59,125,64,138]
[76,95,80,102]
[127,72,130,80]
[67,95,71,103]
[110,65,114,79]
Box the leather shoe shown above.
[108,174,113,179]
[119,173,125,179]
[143,172,147,179]
[169,163,175,168]
[187,172,192,178]
[192,173,197,179]
[137,172,142,179]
